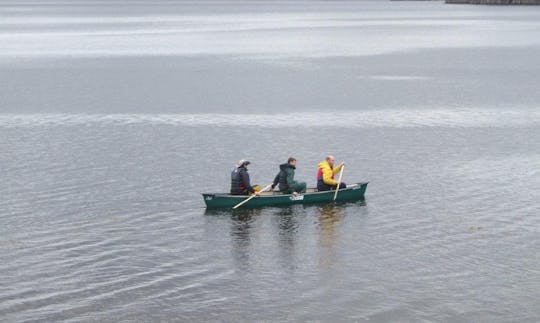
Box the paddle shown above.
[333,165,345,201]
[233,184,272,209]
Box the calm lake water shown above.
[1,1,540,322]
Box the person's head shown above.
[287,157,297,167]
[326,155,335,167]
[236,159,250,168]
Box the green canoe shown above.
[202,182,368,209]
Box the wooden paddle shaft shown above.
[333,165,345,201]
[233,184,272,209]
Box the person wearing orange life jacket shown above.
[316,155,346,191]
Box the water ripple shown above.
[1,109,539,129]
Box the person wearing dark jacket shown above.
[271,157,307,194]
[230,159,258,195]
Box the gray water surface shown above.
[1,1,540,322]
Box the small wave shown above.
[0,109,539,128]
[366,75,430,81]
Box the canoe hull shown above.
[202,182,368,209]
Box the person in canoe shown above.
[270,157,307,195]
[230,159,260,196]
[317,155,346,191]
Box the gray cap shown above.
[236,159,250,167]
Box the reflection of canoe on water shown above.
[202,182,368,209]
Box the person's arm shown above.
[271,172,280,190]
[241,170,255,194]
[332,162,345,175]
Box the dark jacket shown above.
[272,163,297,192]
[231,166,254,195]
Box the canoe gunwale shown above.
[202,182,367,197]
